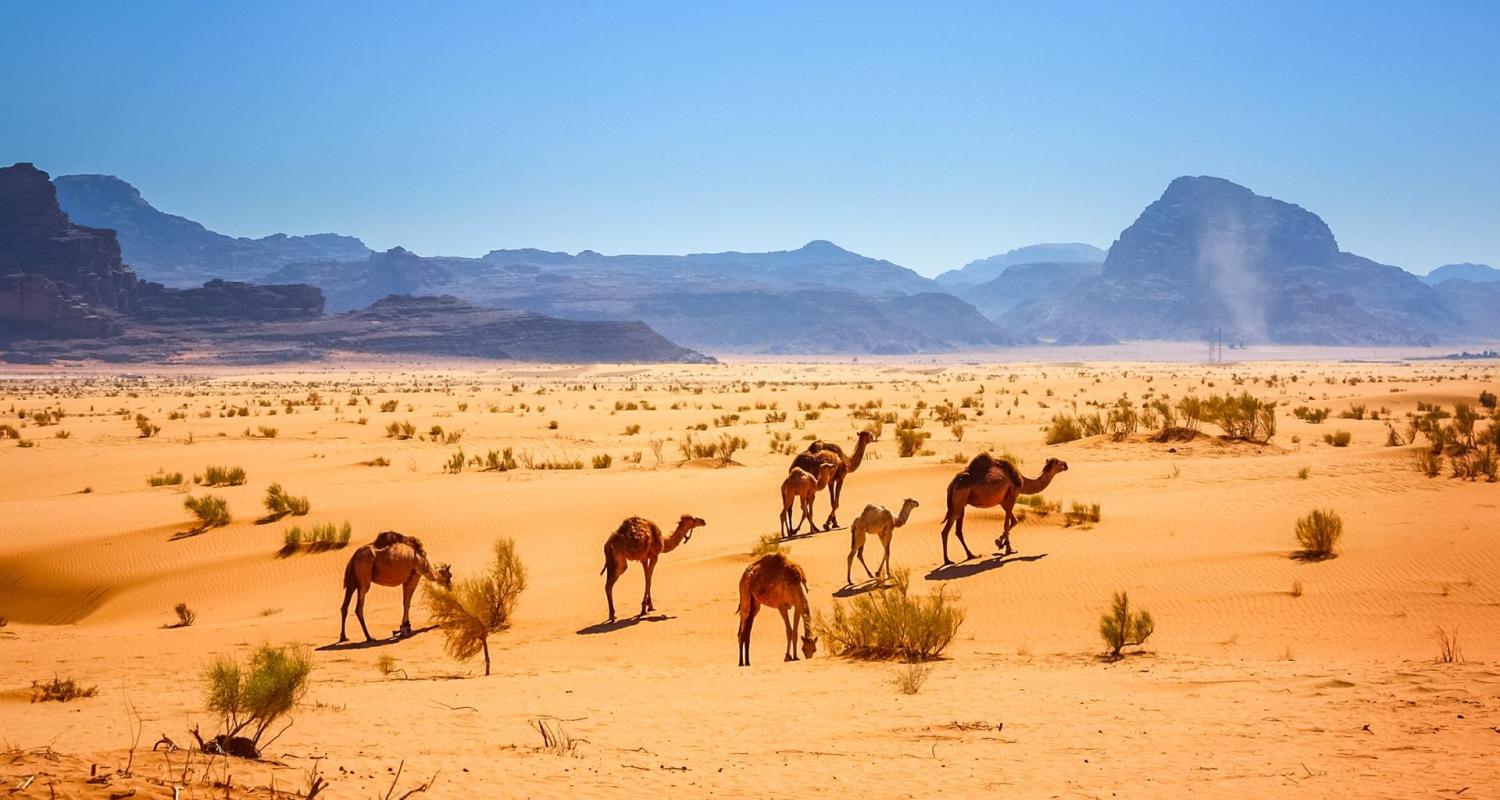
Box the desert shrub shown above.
[1018,494,1059,517]
[1339,404,1367,420]
[1294,508,1342,559]
[424,538,527,676]
[1099,590,1155,659]
[368,456,391,467]
[202,465,247,486]
[1175,396,1204,432]
[0,423,18,439]
[173,602,197,627]
[1293,406,1331,424]
[892,661,930,695]
[31,676,98,703]
[1297,466,1311,480]
[717,434,747,465]
[623,424,641,435]
[479,448,517,472]
[1064,501,1102,526]
[1323,430,1352,447]
[1046,414,1082,445]
[256,426,279,438]
[184,494,231,529]
[135,414,161,438]
[1435,627,1463,664]
[200,644,313,758]
[263,483,310,518]
[444,449,466,474]
[148,470,185,487]
[591,453,612,469]
[386,420,416,439]
[282,526,302,553]
[1414,447,1443,477]
[379,399,399,412]
[817,569,964,661]
[1202,392,1276,441]
[1105,398,1138,439]
[291,521,352,551]
[1479,390,1497,411]
[749,531,785,557]
[896,427,930,457]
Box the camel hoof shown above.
[337,636,348,644]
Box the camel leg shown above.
[641,556,657,616]
[797,497,813,535]
[399,574,418,636]
[997,509,1018,556]
[738,601,759,667]
[339,585,355,642]
[354,584,374,642]
[604,559,627,624]
[953,509,978,561]
[779,607,796,661]
[824,479,842,529]
[856,545,875,581]
[878,536,892,578]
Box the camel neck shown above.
[660,523,692,553]
[1021,469,1058,495]
[848,437,870,472]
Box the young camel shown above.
[600,514,707,624]
[789,430,875,530]
[846,498,919,586]
[339,531,452,642]
[737,552,818,667]
[779,461,840,538]
[938,454,1070,564]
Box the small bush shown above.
[202,465,247,487]
[1323,430,1352,447]
[256,426,279,439]
[591,453,613,469]
[1064,502,1102,527]
[1479,390,1497,411]
[1045,414,1083,445]
[184,494,231,529]
[1294,508,1342,560]
[817,570,964,661]
[892,661,930,695]
[1290,579,1303,598]
[749,531,786,557]
[424,538,528,676]
[479,448,517,472]
[31,676,98,703]
[1297,467,1310,480]
[386,420,416,439]
[895,427,930,458]
[1098,590,1154,659]
[201,644,313,758]
[173,602,197,627]
[1435,627,1463,664]
[148,470,185,487]
[444,449,466,474]
[368,455,391,467]
[136,414,161,438]
[1414,447,1443,477]
[263,483,310,518]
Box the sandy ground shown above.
[1,357,1498,798]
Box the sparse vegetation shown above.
[1323,430,1352,447]
[1098,590,1155,660]
[31,676,98,703]
[148,470,185,487]
[817,569,964,661]
[184,494,231,529]
[1294,508,1343,560]
[282,521,352,553]
[263,483,310,518]
[172,602,197,627]
[201,465,247,486]
[892,660,930,695]
[749,531,786,557]
[424,538,527,676]
[1435,627,1463,664]
[199,644,313,758]
[895,426,930,457]
[1064,501,1102,527]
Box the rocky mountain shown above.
[53,174,370,286]
[935,243,1105,287]
[1422,263,1500,285]
[1008,176,1462,345]
[1,163,710,365]
[273,242,1024,354]
[951,261,1104,323]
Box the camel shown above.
[846,498,919,586]
[789,430,875,530]
[600,514,707,624]
[339,531,452,642]
[737,552,817,666]
[779,461,840,538]
[938,454,1069,564]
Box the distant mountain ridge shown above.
[1422,263,1500,285]
[54,174,371,286]
[935,243,1105,287]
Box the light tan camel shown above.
[339,531,452,642]
[789,430,875,530]
[846,498,919,586]
[938,454,1069,564]
[737,552,817,666]
[780,461,840,538]
[600,514,707,623]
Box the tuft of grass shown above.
[817,569,964,661]
[255,426,279,439]
[891,660,930,695]
[592,453,613,469]
[1435,627,1463,664]
[184,494,231,529]
[1045,414,1083,444]
[1297,467,1310,480]
[1290,579,1303,598]
[1293,508,1342,560]
[263,483,310,518]
[1413,447,1442,477]
[368,456,391,467]
[173,602,197,627]
[1099,590,1155,660]
[895,427,931,458]
[424,538,528,676]
[749,531,786,557]
[1064,501,1102,527]
[1323,430,1352,447]
[201,465,247,487]
[148,470,185,487]
[31,676,98,703]
[386,420,416,439]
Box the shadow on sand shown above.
[318,624,437,651]
[925,552,1048,581]
[576,613,676,635]
[832,578,893,598]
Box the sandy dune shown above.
[1,358,1497,798]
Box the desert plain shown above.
[1,356,1497,799]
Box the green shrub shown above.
[591,453,613,469]
[201,644,313,758]
[817,570,964,661]
[148,470,185,487]
[386,420,416,439]
[749,531,786,557]
[1323,430,1352,447]
[479,448,517,472]
[895,427,930,457]
[424,538,527,676]
[1414,447,1443,477]
[263,483,310,518]
[184,494,231,529]
[1099,590,1155,659]
[1064,502,1102,526]
[1294,509,1342,559]
[202,465,247,487]
[1046,414,1083,445]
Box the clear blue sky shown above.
[3,1,1496,275]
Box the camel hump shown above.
[966,452,1020,484]
[373,530,426,558]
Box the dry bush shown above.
[148,470,184,487]
[31,676,97,703]
[263,483,310,518]
[444,449,466,473]
[895,427,930,457]
[201,465,247,486]
[386,420,416,439]
[1045,414,1082,445]
[1294,508,1342,560]
[184,494,230,529]
[1099,590,1154,659]
[1290,579,1303,598]
[591,453,613,469]
[200,644,313,758]
[173,602,196,627]
[817,569,964,661]
[892,660,930,695]
[1064,501,1102,527]
[1323,430,1352,447]
[135,414,161,438]
[1413,447,1443,477]
[749,531,785,557]
[424,538,527,676]
[1435,627,1463,664]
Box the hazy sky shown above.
[3,1,1496,275]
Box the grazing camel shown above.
[779,461,840,538]
[846,498,919,586]
[737,552,817,667]
[600,514,707,624]
[938,454,1069,564]
[789,430,875,530]
[339,531,452,642]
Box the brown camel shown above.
[846,498,919,586]
[737,552,817,667]
[600,514,707,623]
[339,531,452,642]
[938,454,1069,564]
[789,429,875,530]
[779,461,840,538]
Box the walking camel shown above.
[846,498,919,586]
[339,531,452,642]
[789,430,875,530]
[601,514,707,624]
[737,552,818,666]
[779,461,840,538]
[938,454,1070,565]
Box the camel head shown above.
[900,497,920,514]
[801,632,818,660]
[857,429,877,444]
[1044,457,1070,475]
[431,562,454,589]
[677,514,707,542]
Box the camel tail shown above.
[600,542,611,576]
[342,554,358,592]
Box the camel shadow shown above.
[925,552,1048,581]
[168,527,209,541]
[576,614,675,635]
[779,524,841,542]
[833,578,892,598]
[317,624,437,651]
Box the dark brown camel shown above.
[938,454,1069,564]
[600,514,707,623]
[788,430,875,530]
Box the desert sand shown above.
[1,357,1497,798]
